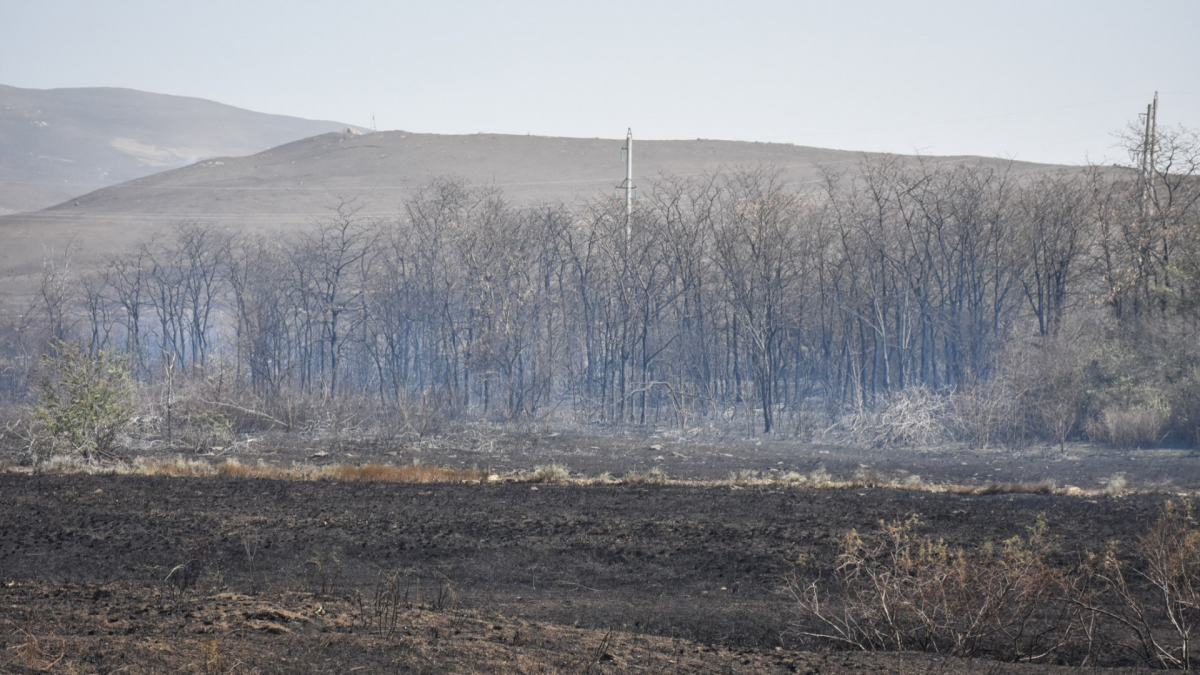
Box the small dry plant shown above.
[200,638,232,675]
[363,568,408,638]
[525,463,571,483]
[791,514,1074,661]
[165,558,202,600]
[623,466,669,485]
[1074,500,1200,668]
[303,552,342,597]
[5,618,65,671]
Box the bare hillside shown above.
[0,84,360,215]
[0,128,1063,312]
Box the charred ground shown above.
[0,434,1178,672]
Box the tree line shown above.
[7,123,1200,445]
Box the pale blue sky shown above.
[2,0,1197,165]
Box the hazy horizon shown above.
[2,0,1197,167]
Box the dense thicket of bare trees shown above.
[6,128,1200,444]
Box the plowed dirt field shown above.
[0,467,1165,673]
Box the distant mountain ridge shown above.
[0,84,362,214]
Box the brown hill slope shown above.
[0,84,361,215]
[0,129,1063,312]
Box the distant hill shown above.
[0,84,362,215]
[0,126,1066,314]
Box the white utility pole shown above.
[617,128,634,242]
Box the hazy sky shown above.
[2,0,1197,165]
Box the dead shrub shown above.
[791,514,1074,661]
[1102,473,1128,495]
[302,552,342,597]
[147,363,281,451]
[164,558,203,599]
[395,388,445,439]
[360,569,408,638]
[1087,404,1169,449]
[844,386,950,449]
[950,381,1024,449]
[1074,500,1200,668]
[1166,369,1200,448]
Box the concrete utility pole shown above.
[617,128,634,242]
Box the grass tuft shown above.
[624,466,669,485]
[320,462,484,483]
[525,463,571,483]
[134,456,217,477]
[946,480,1059,496]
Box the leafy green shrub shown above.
[34,340,135,459]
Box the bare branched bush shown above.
[843,387,950,449]
[395,388,445,440]
[1087,404,1169,449]
[791,514,1075,661]
[1074,500,1200,668]
[949,381,1023,449]
[302,552,342,597]
[365,569,407,639]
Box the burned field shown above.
[0,437,1182,673]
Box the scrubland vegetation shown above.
[791,502,1200,668]
[2,123,1199,459]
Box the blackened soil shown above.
[0,473,1165,672]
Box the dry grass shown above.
[1,453,1181,498]
[623,466,669,485]
[319,462,485,483]
[215,458,295,480]
[945,480,1059,496]
[134,456,217,477]
[24,455,485,484]
[523,463,571,483]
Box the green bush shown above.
[34,340,135,459]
